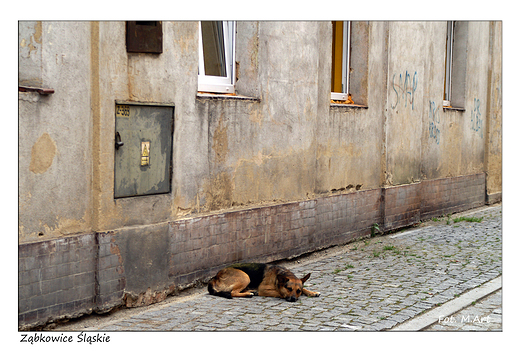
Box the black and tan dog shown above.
[208,263,320,302]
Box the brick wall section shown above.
[420,173,486,220]
[18,234,97,327]
[383,183,421,231]
[382,173,486,230]
[315,189,383,246]
[169,188,383,287]
[19,173,488,328]
[96,231,126,311]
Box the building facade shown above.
[18,21,502,328]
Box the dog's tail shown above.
[207,277,232,299]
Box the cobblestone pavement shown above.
[423,289,502,331]
[86,204,502,332]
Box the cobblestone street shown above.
[424,289,502,331]
[68,204,502,332]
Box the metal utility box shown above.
[114,102,174,198]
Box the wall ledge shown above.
[196,92,260,102]
[19,86,54,95]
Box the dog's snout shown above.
[286,296,297,302]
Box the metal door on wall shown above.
[114,102,174,198]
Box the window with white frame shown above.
[443,21,467,109]
[198,21,236,94]
[331,21,351,101]
[443,21,455,106]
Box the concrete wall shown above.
[485,21,502,203]
[18,21,501,328]
[19,22,93,243]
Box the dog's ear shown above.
[300,273,311,284]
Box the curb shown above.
[391,276,502,331]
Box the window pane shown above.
[331,21,351,97]
[444,21,454,102]
[201,21,227,77]
[331,21,344,93]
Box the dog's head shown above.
[277,273,311,302]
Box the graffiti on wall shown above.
[470,98,484,138]
[391,71,418,110]
[428,100,441,145]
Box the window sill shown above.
[197,92,260,102]
[330,101,368,109]
[443,106,465,112]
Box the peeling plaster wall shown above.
[485,22,502,199]
[19,21,43,87]
[383,22,496,187]
[18,20,501,240]
[18,20,502,328]
[426,22,493,182]
[386,22,427,185]
[19,22,92,243]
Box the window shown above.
[331,21,369,106]
[444,21,454,105]
[443,21,467,109]
[198,21,236,94]
[331,21,351,101]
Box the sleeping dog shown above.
[208,263,320,302]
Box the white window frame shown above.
[444,21,454,107]
[198,21,236,94]
[331,21,351,101]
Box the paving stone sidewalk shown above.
[423,289,502,331]
[86,205,502,332]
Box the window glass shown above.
[444,21,454,104]
[331,21,351,101]
[443,21,468,108]
[201,21,227,77]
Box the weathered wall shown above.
[19,22,93,243]
[421,22,492,182]
[385,22,494,187]
[196,22,323,211]
[386,22,428,185]
[19,21,43,87]
[18,21,501,328]
[485,21,502,202]
[19,21,502,243]
[316,21,387,194]
[92,21,199,232]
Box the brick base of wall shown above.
[18,234,98,328]
[169,188,383,288]
[18,173,488,329]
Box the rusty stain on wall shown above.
[56,215,90,236]
[441,120,462,177]
[110,236,125,275]
[203,172,234,212]
[248,105,263,125]
[18,210,91,243]
[29,133,56,174]
[248,29,259,71]
[20,21,42,56]
[230,146,315,207]
[212,114,229,164]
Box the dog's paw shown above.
[313,292,321,297]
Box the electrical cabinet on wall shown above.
[114,102,174,198]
